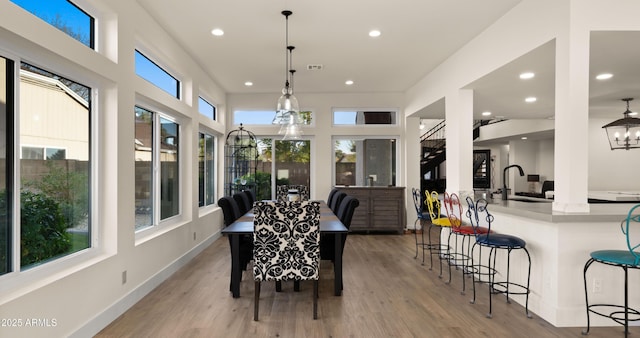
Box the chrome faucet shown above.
[502,164,525,200]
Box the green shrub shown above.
[20,190,70,267]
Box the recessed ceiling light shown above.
[369,30,381,37]
[630,111,638,116]
[244,81,253,86]
[345,80,354,85]
[521,136,528,140]
[482,111,492,116]
[211,28,224,36]
[525,97,537,103]
[519,72,535,79]
[596,73,613,80]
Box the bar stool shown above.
[424,190,451,277]
[443,192,491,294]
[411,188,431,265]
[582,203,640,337]
[465,196,531,318]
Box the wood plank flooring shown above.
[96,233,628,337]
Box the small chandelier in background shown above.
[602,98,640,150]
[272,10,303,140]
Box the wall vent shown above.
[307,64,324,70]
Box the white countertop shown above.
[588,191,640,202]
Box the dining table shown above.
[221,201,348,298]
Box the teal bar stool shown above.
[583,203,640,337]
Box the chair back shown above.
[330,191,347,214]
[465,196,493,237]
[293,185,310,201]
[443,192,463,228]
[218,196,241,226]
[412,188,425,218]
[243,189,256,205]
[624,203,640,265]
[425,190,442,220]
[336,196,359,229]
[276,185,289,201]
[253,201,321,282]
[327,188,340,207]
[233,192,252,214]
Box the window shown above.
[198,97,216,120]
[333,110,397,125]
[255,138,311,200]
[135,50,180,99]
[134,106,180,231]
[198,132,215,207]
[234,110,313,125]
[21,146,66,160]
[334,138,397,186]
[20,62,91,268]
[10,0,94,48]
[0,56,13,275]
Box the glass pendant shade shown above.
[282,121,303,140]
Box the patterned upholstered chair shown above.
[275,185,289,201]
[294,185,310,201]
[253,200,321,321]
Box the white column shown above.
[552,4,590,212]
[445,89,474,199]
[406,116,421,229]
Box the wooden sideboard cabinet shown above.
[336,186,405,234]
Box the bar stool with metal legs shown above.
[443,192,491,294]
[424,190,451,277]
[465,196,532,319]
[583,203,640,337]
[412,188,431,265]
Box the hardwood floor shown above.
[97,233,627,337]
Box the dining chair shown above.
[330,191,347,214]
[465,196,531,319]
[321,196,359,263]
[253,200,321,321]
[293,185,310,201]
[218,196,253,287]
[583,203,640,337]
[327,188,340,208]
[242,189,256,206]
[424,190,452,276]
[233,192,252,214]
[276,185,289,201]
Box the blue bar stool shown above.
[582,203,640,337]
[466,196,532,319]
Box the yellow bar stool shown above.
[425,190,451,277]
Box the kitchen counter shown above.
[484,195,636,223]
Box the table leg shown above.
[334,233,343,296]
[231,234,241,298]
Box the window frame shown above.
[332,108,399,126]
[233,110,314,127]
[198,96,216,121]
[134,103,183,236]
[332,135,400,187]
[198,130,216,208]
[134,49,181,100]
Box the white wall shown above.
[0,0,228,336]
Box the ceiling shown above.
[136,0,522,94]
[136,1,640,124]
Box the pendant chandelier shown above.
[272,10,303,140]
[602,98,640,150]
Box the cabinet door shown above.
[370,197,401,230]
[342,188,370,231]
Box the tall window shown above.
[0,57,13,275]
[198,132,215,207]
[20,62,91,268]
[10,0,94,48]
[135,50,180,99]
[134,106,180,231]
[198,97,216,120]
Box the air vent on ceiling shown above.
[307,64,324,70]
